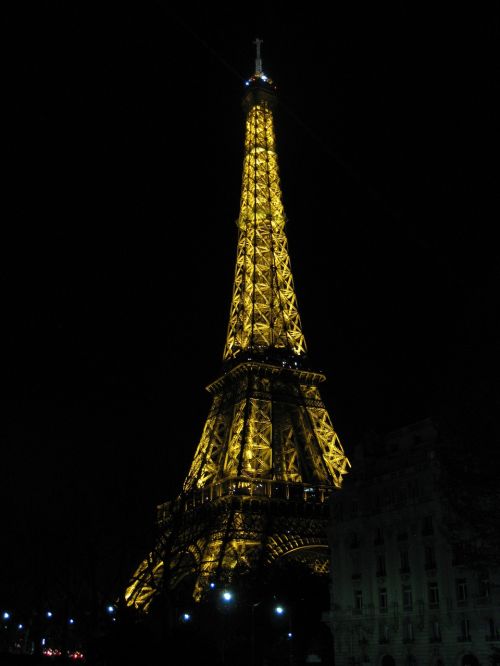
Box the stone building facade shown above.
[326,419,499,666]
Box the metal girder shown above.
[224,102,307,361]
[125,79,350,612]
[184,363,349,492]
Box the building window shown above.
[404,620,414,642]
[425,545,436,569]
[400,549,410,573]
[379,622,389,644]
[351,554,361,579]
[486,618,499,640]
[428,582,439,608]
[379,588,388,612]
[354,590,363,611]
[431,621,441,642]
[422,515,434,535]
[479,576,490,598]
[374,527,384,545]
[459,617,471,641]
[402,585,413,611]
[456,578,468,604]
[452,541,466,566]
[376,553,386,577]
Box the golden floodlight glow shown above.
[125,58,350,611]
[224,102,307,361]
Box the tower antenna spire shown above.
[253,37,263,75]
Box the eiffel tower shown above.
[125,40,350,611]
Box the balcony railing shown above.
[162,478,335,518]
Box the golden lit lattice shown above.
[224,102,307,361]
[300,385,351,488]
[125,556,163,612]
[183,395,227,491]
[183,365,350,493]
[125,71,351,614]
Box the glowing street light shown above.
[275,606,294,666]
[2,611,10,621]
[219,591,234,666]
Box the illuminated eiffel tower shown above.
[125,40,350,611]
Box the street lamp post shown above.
[215,591,293,666]
[220,590,233,665]
[273,604,293,666]
[250,601,262,666]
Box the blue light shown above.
[274,605,284,615]
[106,605,115,614]
[69,618,75,625]
[18,624,24,630]
[222,591,233,602]
[2,611,10,621]
[46,611,53,619]
[245,81,250,86]
[261,74,268,82]
[209,582,215,589]
[288,632,293,638]
[182,613,191,621]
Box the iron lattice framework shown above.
[125,58,350,612]
[223,98,306,360]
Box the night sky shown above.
[2,4,499,615]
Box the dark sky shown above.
[2,3,499,614]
